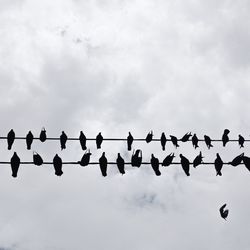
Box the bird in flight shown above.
[219,204,229,220]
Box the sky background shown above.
[0,0,250,249]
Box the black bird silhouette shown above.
[181,132,192,142]
[150,154,161,176]
[26,131,34,150]
[162,153,175,167]
[192,134,199,149]
[96,132,103,149]
[131,149,142,167]
[53,154,63,176]
[204,135,213,149]
[242,156,250,172]
[214,153,223,176]
[99,152,107,177]
[238,134,245,148]
[160,132,167,151]
[79,150,92,167]
[180,154,190,176]
[10,152,20,178]
[127,132,133,151]
[40,128,47,142]
[170,135,179,148]
[219,204,229,220]
[60,131,68,150]
[116,153,125,175]
[193,151,203,168]
[7,129,15,150]
[229,153,244,167]
[222,129,230,147]
[33,152,43,166]
[79,131,87,150]
[145,131,153,143]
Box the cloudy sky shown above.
[0,0,250,249]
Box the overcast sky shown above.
[0,0,250,249]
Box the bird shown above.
[180,154,190,176]
[162,153,175,167]
[131,149,142,167]
[127,132,133,151]
[192,134,199,149]
[160,132,167,151]
[242,156,250,172]
[181,132,192,142]
[193,151,203,168]
[7,129,15,150]
[229,153,244,167]
[99,152,107,177]
[204,135,213,149]
[219,204,229,220]
[79,131,87,150]
[222,129,230,147]
[116,153,125,175]
[79,150,92,167]
[10,152,20,178]
[33,152,43,166]
[170,135,179,148]
[214,153,223,176]
[40,128,47,142]
[53,154,63,176]
[26,131,34,150]
[60,131,68,150]
[145,131,153,143]
[150,154,161,176]
[238,134,245,148]
[96,132,103,149]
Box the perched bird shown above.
[181,132,192,142]
[192,134,199,149]
[10,152,20,178]
[145,131,153,143]
[214,153,223,176]
[238,134,245,148]
[79,150,92,167]
[40,128,47,142]
[180,154,190,176]
[53,154,63,176]
[219,204,229,220]
[26,131,34,150]
[162,153,175,167]
[79,131,87,150]
[116,153,125,175]
[170,135,179,148]
[33,152,43,166]
[96,132,103,149]
[193,151,203,168]
[99,152,107,177]
[229,153,244,167]
[131,149,142,167]
[127,132,133,151]
[7,129,15,150]
[150,154,161,176]
[204,135,213,149]
[222,129,230,147]
[242,156,250,172]
[160,132,167,151]
[60,131,68,150]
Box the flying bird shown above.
[214,153,223,176]
[193,151,203,168]
[181,132,192,142]
[10,152,20,178]
[180,154,190,176]
[219,204,229,220]
[192,134,199,149]
[150,154,161,176]
[222,129,230,147]
[127,132,133,151]
[238,134,245,148]
[99,152,108,177]
[7,129,15,150]
[26,131,34,150]
[96,132,103,149]
[79,150,92,167]
[242,156,250,172]
[79,131,87,150]
[53,154,63,176]
[60,131,68,150]
[145,131,153,143]
[170,135,179,148]
[40,128,47,142]
[33,152,43,166]
[131,149,142,167]
[162,153,175,167]
[229,153,244,167]
[204,135,213,149]
[116,153,125,175]
[160,132,167,151]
